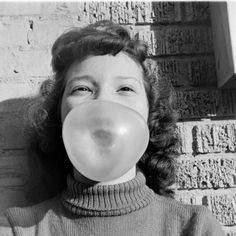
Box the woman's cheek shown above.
[61,95,89,123]
[123,98,148,122]
[61,97,75,123]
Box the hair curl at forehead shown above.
[51,21,147,73]
[27,20,180,198]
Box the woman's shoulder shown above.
[152,193,225,235]
[0,195,61,229]
[0,212,12,235]
[155,194,214,216]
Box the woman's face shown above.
[60,52,149,123]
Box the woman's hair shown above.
[27,20,180,197]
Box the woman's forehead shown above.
[65,52,144,84]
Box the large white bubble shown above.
[62,100,149,182]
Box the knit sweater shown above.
[0,171,225,236]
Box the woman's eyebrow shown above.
[66,75,142,87]
[114,76,142,86]
[66,76,96,87]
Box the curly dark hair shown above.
[27,20,180,198]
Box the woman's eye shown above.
[71,86,92,95]
[119,87,135,92]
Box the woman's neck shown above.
[73,167,136,186]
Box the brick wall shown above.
[0,2,235,235]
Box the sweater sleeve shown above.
[0,212,14,236]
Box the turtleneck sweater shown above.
[0,171,225,236]
[62,171,154,217]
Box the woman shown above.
[0,20,225,236]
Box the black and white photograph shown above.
[0,1,235,235]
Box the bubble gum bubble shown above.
[62,100,149,182]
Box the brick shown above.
[151,2,181,23]
[111,2,136,24]
[76,2,90,23]
[0,49,51,77]
[224,226,236,236]
[1,49,17,76]
[137,26,213,55]
[152,58,189,87]
[0,3,42,15]
[77,2,181,24]
[183,2,210,22]
[50,2,181,25]
[135,2,153,23]
[153,55,216,87]
[193,121,236,153]
[79,2,111,24]
[136,29,156,55]
[78,2,115,24]
[209,193,236,226]
[53,2,80,16]
[40,2,96,17]
[175,89,236,119]
[0,16,81,49]
[16,51,51,76]
[0,2,81,16]
[88,2,111,23]
[177,120,236,154]
[176,154,236,189]
[0,18,29,47]
[110,2,181,24]
[176,122,193,154]
[26,19,79,49]
[0,77,45,101]
[187,56,217,86]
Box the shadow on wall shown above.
[0,96,59,213]
[147,21,236,120]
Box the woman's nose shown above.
[95,89,114,102]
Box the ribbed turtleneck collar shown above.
[61,171,155,217]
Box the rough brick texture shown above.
[209,194,236,226]
[183,2,210,21]
[0,77,45,101]
[193,122,236,153]
[1,49,51,76]
[152,55,216,87]
[175,89,236,119]
[77,2,182,24]
[177,120,236,154]
[225,227,236,236]
[177,154,236,189]
[0,1,235,234]
[137,26,213,56]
